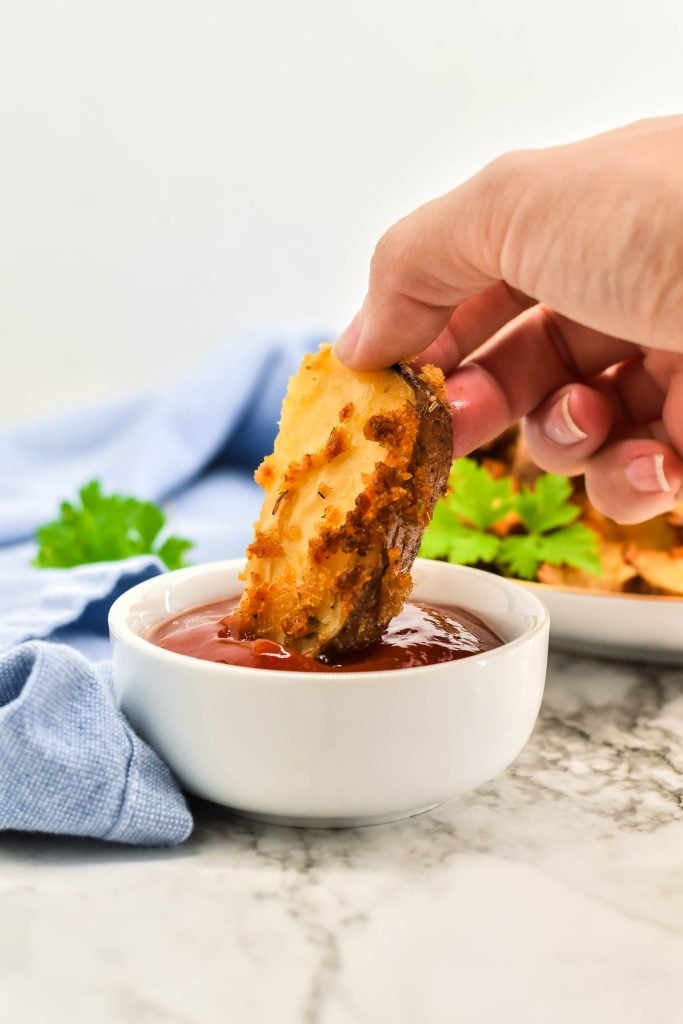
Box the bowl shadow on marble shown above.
[184,792,480,856]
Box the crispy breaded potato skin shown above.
[238,345,452,657]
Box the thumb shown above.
[335,154,527,370]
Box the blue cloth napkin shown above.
[0,327,327,845]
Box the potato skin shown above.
[238,346,453,658]
[322,362,452,656]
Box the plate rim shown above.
[521,579,683,604]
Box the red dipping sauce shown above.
[147,598,503,673]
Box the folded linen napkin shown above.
[0,327,326,844]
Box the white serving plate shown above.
[109,558,549,828]
[523,582,683,664]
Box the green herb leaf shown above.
[498,522,602,579]
[418,502,455,559]
[442,524,501,565]
[34,480,194,571]
[155,536,195,571]
[419,501,501,564]
[497,534,545,579]
[445,458,515,531]
[515,473,580,534]
[538,523,603,576]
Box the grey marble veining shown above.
[1,652,683,1024]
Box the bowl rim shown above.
[108,558,550,683]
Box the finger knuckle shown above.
[369,229,398,282]
[481,149,535,188]
[369,218,429,298]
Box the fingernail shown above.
[625,453,672,494]
[334,313,362,363]
[543,392,589,445]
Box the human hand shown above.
[335,116,683,524]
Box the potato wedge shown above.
[624,545,683,596]
[538,541,637,592]
[238,344,452,657]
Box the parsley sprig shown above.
[420,458,601,580]
[34,480,193,571]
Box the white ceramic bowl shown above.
[109,558,549,827]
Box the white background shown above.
[1,0,682,422]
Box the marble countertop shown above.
[2,650,683,1024]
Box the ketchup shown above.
[148,598,503,673]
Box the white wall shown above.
[1,0,682,421]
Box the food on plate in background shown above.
[238,344,453,657]
[419,428,683,597]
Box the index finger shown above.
[443,306,634,455]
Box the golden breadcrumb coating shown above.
[237,344,452,656]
